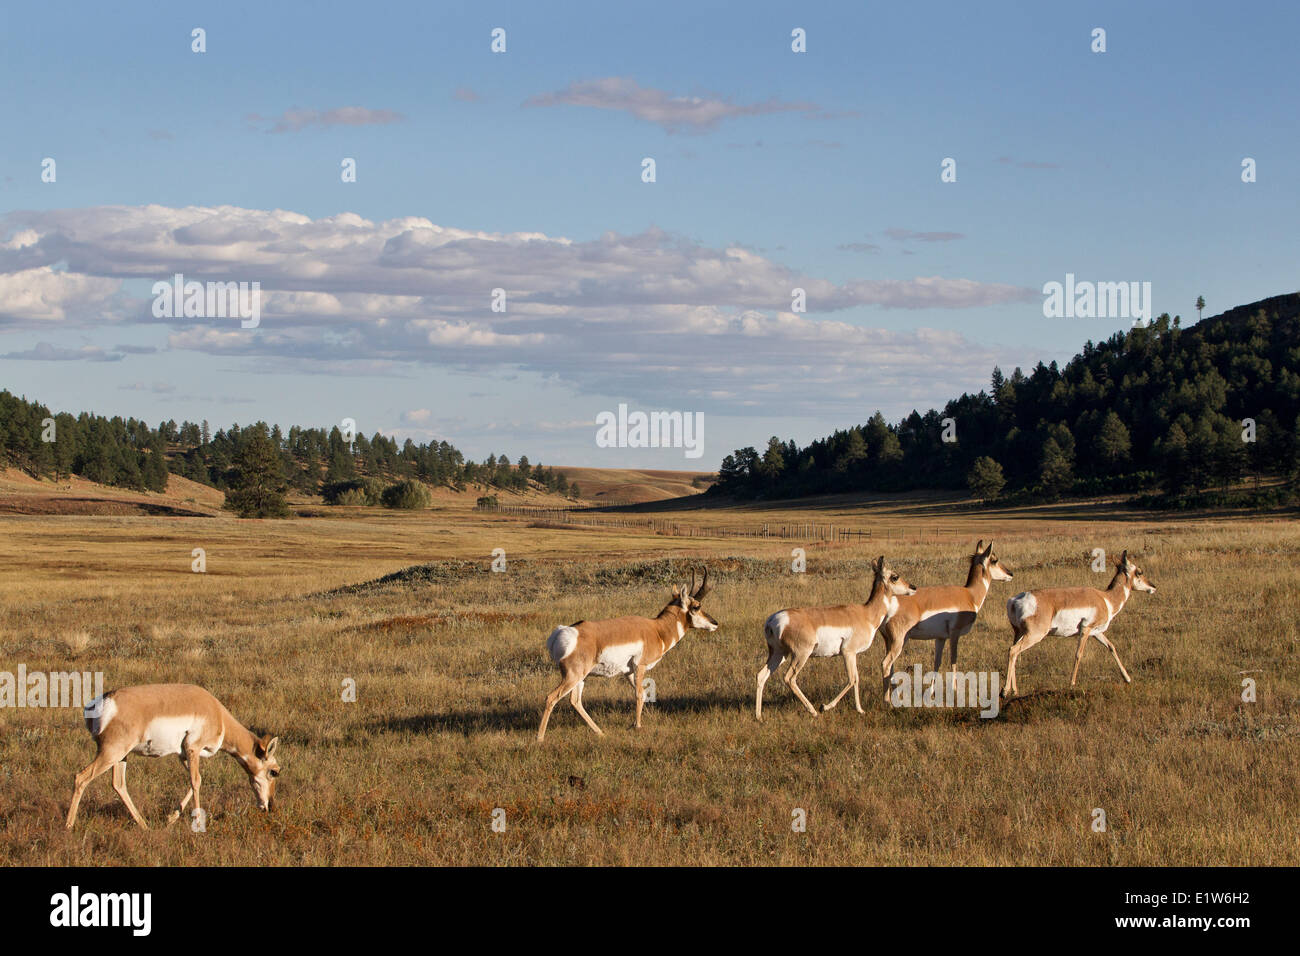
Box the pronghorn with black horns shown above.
[1002,549,1156,697]
[877,540,1014,703]
[757,555,916,719]
[65,684,280,829]
[537,567,718,742]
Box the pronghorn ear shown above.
[983,540,994,558]
[265,736,279,758]
[1119,549,1131,568]
[256,735,279,759]
[974,539,985,554]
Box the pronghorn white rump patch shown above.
[765,611,790,642]
[812,625,855,656]
[547,626,580,663]
[84,694,116,736]
[590,641,643,678]
[1007,592,1037,627]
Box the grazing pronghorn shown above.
[537,568,718,742]
[757,556,916,720]
[65,684,280,829]
[877,540,1014,703]
[1002,550,1156,697]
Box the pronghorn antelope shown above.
[877,540,1014,703]
[1003,550,1156,697]
[757,556,916,720]
[65,684,280,829]
[537,568,718,742]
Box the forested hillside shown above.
[712,293,1300,504]
[0,394,578,499]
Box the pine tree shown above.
[143,432,170,492]
[967,456,1006,499]
[325,426,356,484]
[1094,411,1132,470]
[226,425,291,518]
[1038,438,1074,498]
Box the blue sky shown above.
[1,0,1296,469]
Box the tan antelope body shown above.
[877,541,1014,702]
[65,683,280,829]
[537,569,717,742]
[1003,550,1156,696]
[757,556,915,719]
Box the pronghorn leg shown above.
[1004,628,1045,697]
[822,651,859,713]
[66,745,127,829]
[1093,633,1132,684]
[185,746,203,817]
[538,669,584,742]
[167,783,195,826]
[783,650,819,716]
[111,760,149,829]
[632,664,647,728]
[932,638,946,675]
[755,647,786,721]
[881,634,905,705]
[1003,631,1020,697]
[569,680,604,737]
[1070,629,1091,686]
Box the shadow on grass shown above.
[368,692,743,738]
[997,688,1095,723]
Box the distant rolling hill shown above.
[554,467,713,505]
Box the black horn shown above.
[692,566,712,600]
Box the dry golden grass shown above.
[0,499,1297,865]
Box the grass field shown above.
[1,494,1297,866]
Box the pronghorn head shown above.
[1119,550,1157,593]
[872,555,917,596]
[247,734,281,811]
[676,567,719,631]
[974,540,1014,582]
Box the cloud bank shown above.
[0,204,1038,416]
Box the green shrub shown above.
[382,479,432,510]
[322,478,384,505]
